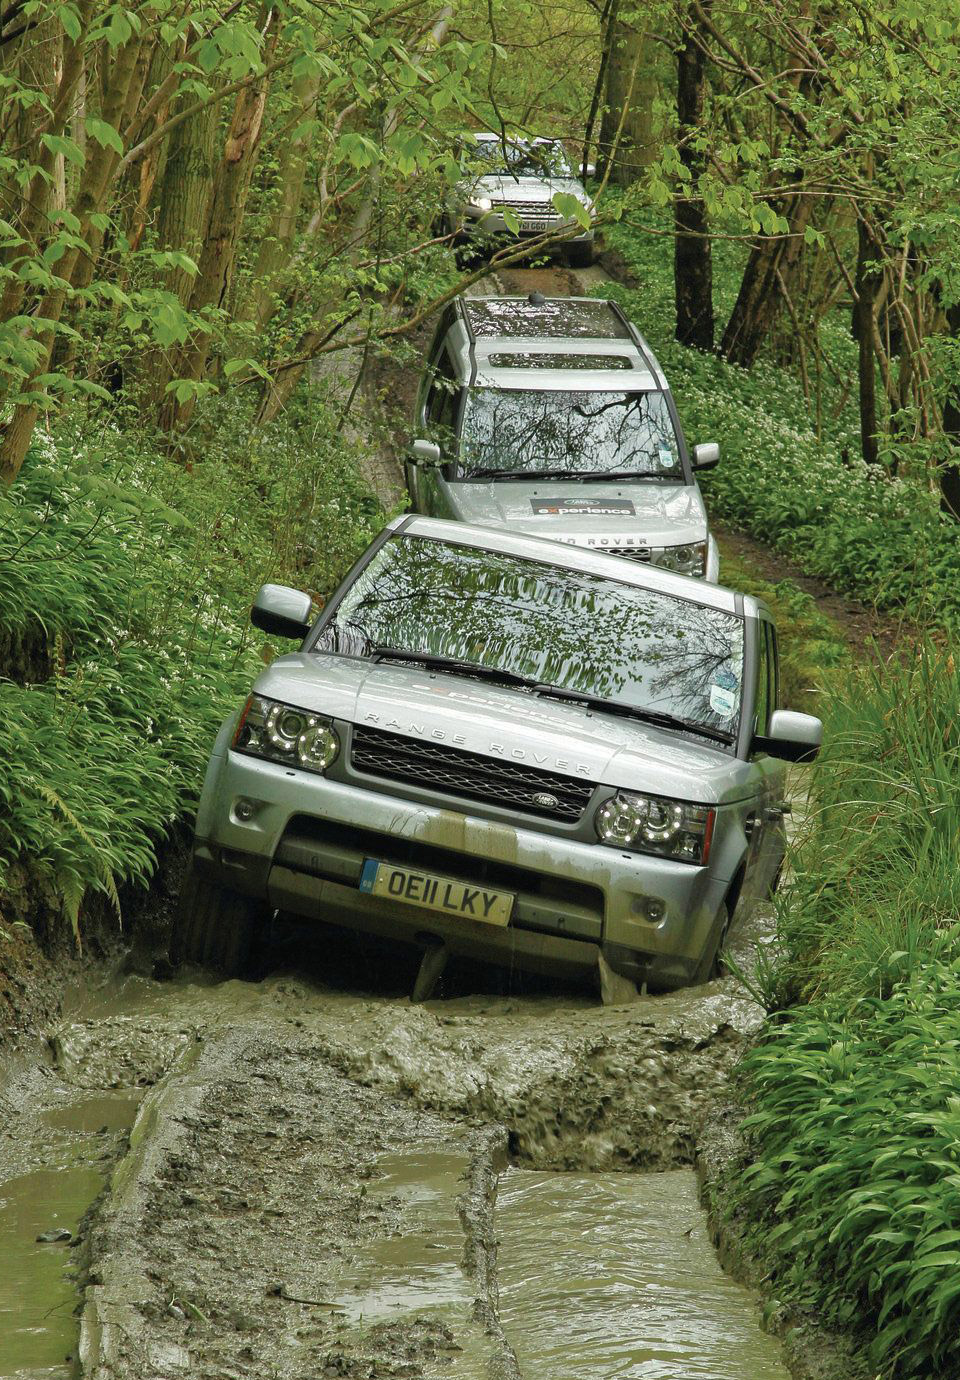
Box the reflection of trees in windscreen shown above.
[461,390,678,474]
[317,537,742,729]
[472,141,570,177]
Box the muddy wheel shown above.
[171,859,264,977]
[565,241,595,269]
[693,902,731,985]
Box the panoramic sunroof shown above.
[486,352,634,370]
[465,298,630,340]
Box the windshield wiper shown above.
[533,684,735,744]
[369,649,733,743]
[464,466,585,481]
[588,468,674,480]
[369,646,538,690]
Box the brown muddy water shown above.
[0,1089,141,1379]
[498,1168,788,1379]
[0,919,783,1380]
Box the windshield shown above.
[472,139,571,178]
[314,536,744,738]
[459,388,682,477]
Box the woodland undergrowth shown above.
[0,398,381,939]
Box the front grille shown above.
[495,199,561,221]
[351,725,596,823]
[607,547,652,563]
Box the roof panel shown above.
[463,297,630,340]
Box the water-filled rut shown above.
[0,912,785,1380]
[498,1168,788,1379]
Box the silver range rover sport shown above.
[173,517,822,1002]
[445,133,595,268]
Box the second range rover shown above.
[407,294,721,580]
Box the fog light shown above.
[632,896,666,924]
[235,797,257,822]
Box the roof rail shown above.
[608,299,660,384]
[454,296,476,345]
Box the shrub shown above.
[765,645,960,1006]
[0,404,381,938]
[735,960,960,1378]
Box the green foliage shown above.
[714,548,849,711]
[0,403,381,937]
[765,645,960,1008]
[601,218,960,631]
[734,959,960,1378]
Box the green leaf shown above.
[86,118,124,156]
[40,133,85,167]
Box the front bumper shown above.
[196,747,733,988]
[457,209,593,248]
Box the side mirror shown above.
[251,583,313,639]
[754,709,823,763]
[409,438,442,467]
[693,442,720,471]
[581,161,597,179]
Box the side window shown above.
[754,621,771,739]
[425,347,460,452]
[765,622,779,714]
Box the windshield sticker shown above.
[710,682,737,718]
[714,667,738,690]
[659,447,676,468]
[530,497,636,516]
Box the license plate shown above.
[521,219,550,233]
[359,859,514,926]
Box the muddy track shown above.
[0,260,870,1380]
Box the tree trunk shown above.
[597,20,657,187]
[128,96,218,407]
[854,217,881,465]
[241,69,322,333]
[940,303,960,517]
[582,0,617,178]
[720,189,814,367]
[0,25,143,484]
[158,27,276,432]
[674,2,713,351]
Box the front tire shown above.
[170,858,267,976]
[692,902,731,985]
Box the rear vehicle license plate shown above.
[521,219,550,232]
[359,859,513,925]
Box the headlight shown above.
[653,542,707,577]
[468,195,493,212]
[232,695,340,774]
[595,791,715,864]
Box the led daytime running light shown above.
[595,790,715,864]
[232,695,339,774]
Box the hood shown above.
[254,656,753,805]
[472,174,586,203]
[447,479,708,549]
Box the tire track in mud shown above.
[41,950,767,1380]
[79,1017,518,1380]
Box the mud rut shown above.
[0,265,795,1380]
